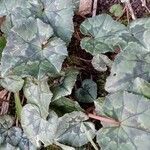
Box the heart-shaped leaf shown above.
[55,111,96,147]
[21,104,59,147]
[52,69,78,101]
[21,104,94,148]
[96,91,150,150]
[92,54,113,72]
[24,77,53,119]
[80,14,128,55]
[105,43,150,92]
[75,79,97,103]
[1,17,68,80]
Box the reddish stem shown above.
[88,113,120,126]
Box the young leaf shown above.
[21,104,59,147]
[96,91,150,150]
[0,76,24,93]
[1,17,68,79]
[52,69,79,101]
[132,77,150,98]
[55,111,96,147]
[92,54,113,72]
[24,77,53,119]
[80,14,128,55]
[105,43,150,92]
[50,97,83,116]
[109,4,124,17]
[75,79,97,103]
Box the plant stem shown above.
[92,0,98,17]
[88,113,120,126]
[14,92,22,121]
[82,124,99,150]
[126,1,136,20]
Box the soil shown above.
[97,0,150,18]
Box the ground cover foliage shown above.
[0,0,150,149]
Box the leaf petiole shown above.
[88,113,120,126]
[14,92,22,121]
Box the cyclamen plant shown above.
[0,0,150,150]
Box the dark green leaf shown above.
[50,97,83,116]
[75,79,97,103]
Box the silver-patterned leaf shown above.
[5,127,22,147]
[0,76,24,92]
[0,115,14,144]
[18,133,37,150]
[5,127,37,150]
[97,91,150,150]
[56,111,96,147]
[132,77,150,98]
[1,7,32,35]
[105,43,150,92]
[0,0,33,34]
[92,54,113,72]
[1,17,68,80]
[52,69,79,101]
[80,14,128,55]
[129,17,150,50]
[75,79,97,103]
[41,0,74,43]
[21,104,59,147]
[24,77,53,119]
[0,0,29,16]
